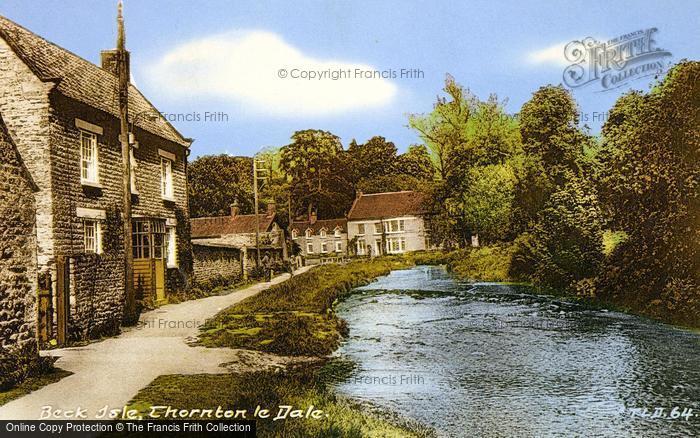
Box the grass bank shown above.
[0,367,71,407]
[128,360,433,438]
[198,258,414,356]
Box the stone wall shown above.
[192,245,243,284]
[0,114,38,386]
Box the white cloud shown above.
[526,37,607,67]
[145,30,397,117]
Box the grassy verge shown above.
[0,367,71,406]
[127,360,433,438]
[198,258,414,356]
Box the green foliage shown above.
[511,176,604,291]
[449,245,515,282]
[347,136,398,183]
[281,129,354,219]
[188,155,253,218]
[595,61,700,326]
[396,144,435,181]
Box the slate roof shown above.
[0,15,190,147]
[290,218,347,235]
[347,191,428,221]
[191,214,277,238]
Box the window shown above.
[292,229,299,239]
[84,219,102,254]
[161,157,174,199]
[334,227,342,237]
[321,242,328,253]
[306,242,314,254]
[357,224,365,235]
[375,239,382,255]
[386,237,407,254]
[80,130,99,184]
[387,219,405,233]
[374,223,382,234]
[132,220,166,259]
[165,227,177,267]
[335,241,342,252]
[305,229,313,238]
[320,229,327,238]
[356,241,365,255]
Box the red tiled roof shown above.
[347,191,428,220]
[290,218,347,234]
[0,15,190,147]
[191,214,276,238]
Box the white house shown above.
[290,212,348,263]
[347,191,430,256]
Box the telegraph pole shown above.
[117,0,135,323]
[253,158,268,267]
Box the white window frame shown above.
[83,219,102,254]
[374,222,382,234]
[375,239,382,255]
[80,130,99,185]
[386,237,407,254]
[356,223,365,235]
[165,226,177,267]
[356,241,365,255]
[321,242,328,253]
[292,229,299,239]
[334,227,342,237]
[306,242,314,254]
[161,157,174,200]
[335,240,342,252]
[387,219,406,233]
[320,228,327,238]
[305,229,313,238]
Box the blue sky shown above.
[2,0,699,158]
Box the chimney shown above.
[230,201,240,217]
[100,1,130,78]
[266,201,276,217]
[309,210,317,225]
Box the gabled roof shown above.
[191,214,277,238]
[290,218,347,235]
[347,191,428,221]
[0,15,190,147]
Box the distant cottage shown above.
[347,191,431,255]
[190,203,285,282]
[0,14,193,343]
[290,211,348,264]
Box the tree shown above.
[396,144,435,181]
[595,61,700,325]
[188,154,253,218]
[409,75,478,180]
[511,85,589,232]
[347,136,398,185]
[280,129,354,219]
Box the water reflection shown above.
[335,266,700,437]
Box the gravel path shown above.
[0,268,311,420]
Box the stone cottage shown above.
[0,113,39,387]
[0,15,193,343]
[347,191,430,255]
[190,204,286,283]
[290,212,348,264]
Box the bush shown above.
[0,343,53,391]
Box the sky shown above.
[2,0,699,158]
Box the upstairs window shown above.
[305,229,313,238]
[374,223,382,234]
[292,229,299,239]
[357,224,365,235]
[388,219,406,233]
[83,219,102,254]
[334,227,342,237]
[80,130,99,184]
[320,229,327,238]
[161,157,174,199]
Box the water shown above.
[334,266,700,437]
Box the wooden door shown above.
[153,258,165,303]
